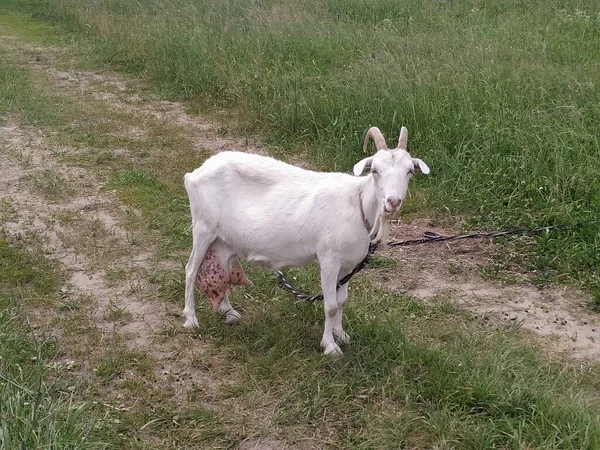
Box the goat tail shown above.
[183,172,193,192]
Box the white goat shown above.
[183,126,429,355]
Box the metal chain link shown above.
[276,241,379,302]
[278,219,599,301]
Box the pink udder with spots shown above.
[195,244,251,311]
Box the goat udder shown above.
[195,249,251,311]
[230,260,251,286]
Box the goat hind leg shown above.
[216,256,246,324]
[219,295,241,325]
[183,227,215,328]
[205,288,240,325]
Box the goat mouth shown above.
[382,204,399,217]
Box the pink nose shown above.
[386,196,402,209]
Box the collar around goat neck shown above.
[358,189,372,233]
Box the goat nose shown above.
[386,196,401,208]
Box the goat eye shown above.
[370,169,379,175]
[408,169,414,175]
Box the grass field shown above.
[11,0,600,293]
[1,1,600,449]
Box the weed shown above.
[95,345,154,384]
[104,267,129,284]
[590,290,600,312]
[106,299,132,321]
[27,167,74,201]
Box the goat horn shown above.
[363,127,387,153]
[397,126,408,149]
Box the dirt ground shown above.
[381,219,598,361]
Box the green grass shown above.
[0,233,64,304]
[0,31,63,126]
[0,235,107,449]
[7,0,599,292]
[159,264,600,449]
[106,169,192,255]
[2,6,600,448]
[95,346,153,384]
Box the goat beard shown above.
[369,205,392,245]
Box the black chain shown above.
[276,241,379,302]
[387,221,594,247]
[278,220,598,301]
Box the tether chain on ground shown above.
[277,220,599,301]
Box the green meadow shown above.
[1,1,600,448]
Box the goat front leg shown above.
[183,225,215,328]
[319,262,343,356]
[332,281,350,345]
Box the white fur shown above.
[183,127,429,355]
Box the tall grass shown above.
[16,0,598,289]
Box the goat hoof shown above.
[323,343,343,356]
[184,316,200,328]
[224,309,241,325]
[333,329,351,345]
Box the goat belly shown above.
[246,252,316,271]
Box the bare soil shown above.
[379,218,598,361]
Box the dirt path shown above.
[2,114,212,394]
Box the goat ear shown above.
[412,158,430,175]
[397,126,408,149]
[353,157,372,176]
